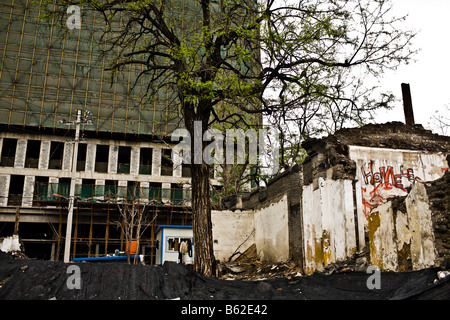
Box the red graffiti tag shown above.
[360,163,422,217]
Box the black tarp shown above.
[0,251,449,300]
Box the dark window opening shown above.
[78,179,95,199]
[149,182,162,203]
[0,138,17,167]
[25,140,40,168]
[34,176,49,205]
[57,178,71,199]
[49,141,64,170]
[8,175,25,206]
[104,180,118,199]
[95,145,109,173]
[139,147,152,175]
[161,149,173,176]
[127,181,138,200]
[76,143,87,172]
[118,146,131,174]
[182,163,191,177]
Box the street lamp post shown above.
[60,109,92,263]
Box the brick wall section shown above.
[425,166,450,268]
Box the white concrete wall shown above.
[302,178,356,274]
[212,209,255,262]
[254,194,290,262]
[212,194,290,263]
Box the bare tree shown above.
[429,103,450,136]
[116,184,157,264]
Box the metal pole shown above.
[63,109,82,263]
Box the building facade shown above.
[0,0,228,262]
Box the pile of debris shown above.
[218,260,303,281]
[217,245,371,280]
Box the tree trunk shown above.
[184,101,216,277]
[191,162,216,276]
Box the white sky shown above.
[373,0,450,132]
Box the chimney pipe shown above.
[401,83,415,125]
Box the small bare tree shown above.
[429,103,450,136]
[116,184,157,264]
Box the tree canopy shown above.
[41,0,417,275]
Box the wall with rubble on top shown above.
[300,123,450,274]
[213,123,450,274]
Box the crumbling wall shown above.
[212,194,290,263]
[240,165,303,263]
[368,183,437,271]
[302,178,357,274]
[301,122,450,274]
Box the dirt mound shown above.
[0,251,449,300]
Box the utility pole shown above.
[60,109,92,263]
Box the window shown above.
[149,182,162,204]
[118,146,131,174]
[95,145,109,173]
[127,181,138,200]
[76,143,87,171]
[8,175,25,206]
[25,140,40,168]
[49,141,64,170]
[34,176,49,204]
[161,149,173,176]
[104,180,118,199]
[58,178,71,198]
[79,179,95,200]
[166,237,192,253]
[0,138,17,167]
[139,147,152,175]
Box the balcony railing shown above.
[34,183,192,207]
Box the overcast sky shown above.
[373,0,450,133]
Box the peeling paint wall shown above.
[212,195,290,263]
[368,183,437,271]
[349,145,448,219]
[302,178,357,274]
[348,146,447,270]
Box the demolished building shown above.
[212,122,450,274]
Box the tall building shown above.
[0,0,229,262]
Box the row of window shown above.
[0,137,192,177]
[6,174,191,207]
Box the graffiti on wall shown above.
[360,162,422,217]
